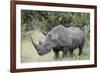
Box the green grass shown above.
[21,30,90,63]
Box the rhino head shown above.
[31,32,59,56]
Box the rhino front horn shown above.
[31,37,38,50]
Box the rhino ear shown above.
[49,33,59,40]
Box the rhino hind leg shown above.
[79,44,84,55]
[79,40,85,55]
[79,46,83,55]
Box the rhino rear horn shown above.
[42,31,47,35]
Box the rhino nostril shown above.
[38,51,42,54]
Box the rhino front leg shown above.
[53,48,60,60]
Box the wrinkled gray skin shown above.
[31,25,85,59]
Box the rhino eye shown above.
[44,45,47,47]
[47,33,52,38]
[48,34,52,37]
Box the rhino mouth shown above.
[38,52,45,56]
[37,49,51,56]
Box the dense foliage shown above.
[21,10,90,33]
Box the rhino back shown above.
[67,26,85,48]
[67,27,84,42]
[49,25,84,47]
[49,25,72,46]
